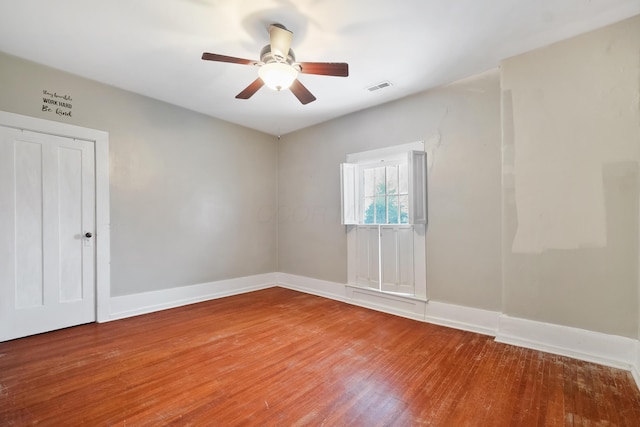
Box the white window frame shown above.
[358,159,409,225]
[341,142,427,299]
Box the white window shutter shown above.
[340,163,358,225]
[408,151,427,224]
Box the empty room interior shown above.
[1,1,640,425]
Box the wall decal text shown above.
[42,90,73,118]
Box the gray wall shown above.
[278,70,503,311]
[277,14,640,338]
[0,52,278,297]
[501,15,640,338]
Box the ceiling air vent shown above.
[367,81,392,92]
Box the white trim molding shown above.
[634,342,640,387]
[496,314,638,371]
[108,273,277,321]
[278,273,429,322]
[275,273,640,386]
[425,301,499,337]
[277,272,349,302]
[103,271,640,389]
[279,273,497,329]
[345,284,427,321]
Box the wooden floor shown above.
[1,287,639,426]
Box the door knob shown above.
[85,232,92,238]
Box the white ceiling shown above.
[0,1,638,136]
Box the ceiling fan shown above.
[202,24,349,105]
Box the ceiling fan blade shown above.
[235,78,265,99]
[298,62,349,77]
[202,52,258,66]
[269,24,293,60]
[290,79,316,105]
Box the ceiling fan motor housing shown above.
[260,45,298,69]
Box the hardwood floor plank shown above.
[1,287,639,426]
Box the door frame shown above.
[0,111,111,322]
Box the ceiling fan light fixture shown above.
[258,62,298,91]
[202,24,348,104]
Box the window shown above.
[362,163,409,224]
[341,142,427,299]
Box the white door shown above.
[0,126,95,342]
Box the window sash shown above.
[341,144,427,226]
[359,161,409,225]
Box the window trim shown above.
[342,141,427,300]
[345,141,424,164]
[341,141,426,226]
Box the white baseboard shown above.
[275,273,640,382]
[496,314,638,371]
[107,273,277,321]
[277,273,428,321]
[277,272,348,303]
[105,271,640,388]
[425,301,499,337]
[279,273,497,330]
[633,343,640,387]
[345,285,428,321]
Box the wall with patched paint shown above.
[501,15,640,337]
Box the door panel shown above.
[59,147,84,302]
[0,126,95,342]
[14,140,45,308]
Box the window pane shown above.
[399,163,408,194]
[374,167,385,195]
[399,195,409,224]
[363,197,375,223]
[386,165,398,194]
[388,195,399,223]
[364,168,375,197]
[361,162,409,225]
[375,196,386,223]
